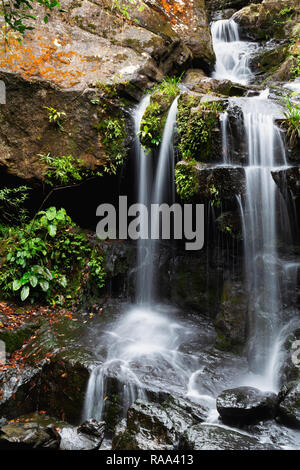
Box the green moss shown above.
[215,331,242,355]
[0,323,39,353]
[175,160,198,201]
[139,91,175,151]
[177,94,223,162]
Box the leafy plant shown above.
[1,0,61,35]
[281,95,300,145]
[154,75,183,97]
[175,161,197,201]
[39,153,102,186]
[0,206,106,304]
[44,106,66,131]
[0,186,30,224]
[138,102,163,150]
[95,117,126,173]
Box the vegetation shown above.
[0,186,30,225]
[39,153,102,186]
[281,96,300,145]
[1,0,61,35]
[44,106,66,131]
[175,161,198,201]
[139,76,181,152]
[0,206,106,305]
[95,116,127,174]
[177,95,224,161]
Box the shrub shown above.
[0,207,106,304]
[281,96,300,146]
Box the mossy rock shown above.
[139,91,176,150]
[176,93,223,162]
[0,323,40,354]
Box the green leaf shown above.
[46,206,57,221]
[13,280,22,291]
[48,224,57,237]
[40,280,49,292]
[21,286,30,301]
[30,275,38,287]
[43,15,49,23]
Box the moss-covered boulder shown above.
[183,69,248,96]
[175,160,246,202]
[0,323,39,354]
[139,89,177,150]
[233,0,300,41]
[176,93,225,162]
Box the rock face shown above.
[0,0,214,182]
[278,382,300,429]
[272,167,300,199]
[214,281,247,353]
[233,0,300,41]
[183,69,248,96]
[181,423,274,450]
[0,413,105,450]
[216,386,278,424]
[112,397,208,450]
[175,160,246,202]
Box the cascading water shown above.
[83,96,187,421]
[237,91,291,391]
[211,19,256,84]
[141,96,179,303]
[211,16,300,392]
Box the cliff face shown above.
[0,0,214,182]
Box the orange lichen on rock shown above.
[0,33,97,88]
[156,0,194,26]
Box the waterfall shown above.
[83,96,181,421]
[234,91,297,391]
[211,19,255,84]
[140,96,179,303]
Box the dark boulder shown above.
[112,397,209,450]
[181,423,275,450]
[217,386,278,424]
[214,281,247,353]
[277,382,300,429]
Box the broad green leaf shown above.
[13,280,21,291]
[48,224,57,237]
[46,206,57,221]
[40,280,49,292]
[30,275,38,287]
[20,285,30,301]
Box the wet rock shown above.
[214,281,247,353]
[215,211,242,240]
[0,323,39,354]
[112,397,208,450]
[0,317,94,424]
[0,413,62,449]
[175,161,246,202]
[181,423,275,450]
[233,0,300,41]
[59,420,104,450]
[272,167,300,198]
[183,70,248,96]
[277,382,300,429]
[217,386,278,424]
